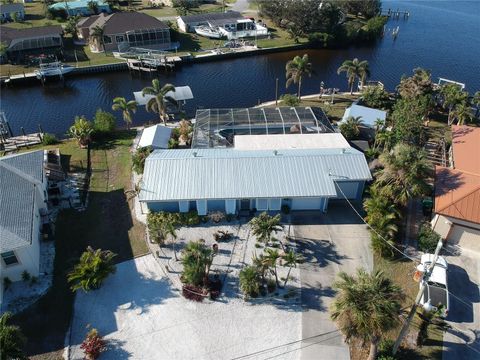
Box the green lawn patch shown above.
[11,131,148,359]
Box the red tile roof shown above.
[434,126,480,224]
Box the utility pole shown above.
[275,77,279,106]
[392,238,444,355]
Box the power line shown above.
[230,330,341,360]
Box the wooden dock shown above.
[1,133,43,153]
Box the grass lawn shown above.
[256,19,308,48]
[139,1,225,18]
[374,254,444,360]
[11,130,148,359]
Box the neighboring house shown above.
[339,104,387,141]
[49,0,110,17]
[177,11,267,40]
[77,12,172,52]
[431,125,480,252]
[139,107,372,215]
[0,3,25,22]
[155,0,214,6]
[177,11,243,33]
[138,124,172,149]
[0,25,63,61]
[0,151,48,307]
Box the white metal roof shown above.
[234,133,350,151]
[139,148,372,202]
[341,104,387,128]
[138,125,172,149]
[134,86,193,106]
[421,254,448,285]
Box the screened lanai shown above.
[191,107,335,148]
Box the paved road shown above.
[229,0,250,13]
[292,202,373,360]
[443,251,480,360]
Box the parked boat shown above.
[34,62,74,79]
[194,25,223,39]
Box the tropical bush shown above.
[80,328,106,360]
[93,109,116,135]
[361,85,390,109]
[208,211,225,223]
[180,241,214,287]
[68,116,94,148]
[0,312,26,360]
[68,247,116,292]
[178,210,200,226]
[339,116,363,140]
[331,269,405,360]
[21,270,30,281]
[147,211,178,246]
[249,212,283,245]
[132,146,152,174]
[239,265,261,298]
[42,133,58,145]
[418,223,441,253]
[281,94,300,106]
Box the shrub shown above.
[147,211,179,245]
[267,278,276,293]
[208,211,225,223]
[213,230,233,242]
[178,210,200,226]
[21,271,31,281]
[68,247,116,292]
[181,241,214,287]
[418,223,441,253]
[281,94,300,106]
[308,32,333,48]
[182,284,206,302]
[239,266,260,298]
[93,109,116,134]
[132,146,152,174]
[30,276,38,285]
[42,133,58,145]
[168,137,179,149]
[80,328,106,360]
[361,85,390,109]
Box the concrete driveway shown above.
[443,249,480,360]
[291,201,373,360]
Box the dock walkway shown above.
[1,133,43,153]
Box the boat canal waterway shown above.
[1,0,479,136]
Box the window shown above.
[1,251,19,266]
[115,35,125,43]
[103,35,112,44]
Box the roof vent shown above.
[342,148,347,154]
[193,151,198,157]
[273,150,278,156]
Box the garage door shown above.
[335,181,360,199]
[448,226,480,253]
[291,197,324,210]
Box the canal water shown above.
[1,0,479,136]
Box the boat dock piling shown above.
[383,9,410,20]
[1,131,43,153]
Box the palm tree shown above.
[64,16,79,40]
[67,247,117,292]
[67,116,93,148]
[87,0,99,14]
[331,269,405,360]
[91,25,105,53]
[285,54,312,100]
[0,312,26,360]
[142,79,178,125]
[473,91,480,118]
[451,102,472,125]
[263,248,281,287]
[181,241,213,287]
[337,58,370,94]
[396,68,433,99]
[374,129,395,152]
[239,265,261,299]
[112,97,137,129]
[146,211,178,246]
[282,250,302,287]
[339,115,363,140]
[440,84,469,125]
[249,212,283,245]
[376,143,431,206]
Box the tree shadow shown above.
[91,130,137,151]
[105,339,132,359]
[171,28,203,52]
[446,263,479,323]
[300,283,336,312]
[434,167,465,197]
[295,237,349,268]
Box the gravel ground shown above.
[69,254,302,360]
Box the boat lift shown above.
[133,86,194,115]
[437,78,466,90]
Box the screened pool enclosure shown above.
[191,107,335,148]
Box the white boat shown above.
[194,25,223,39]
[35,62,74,79]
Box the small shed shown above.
[138,125,172,149]
[340,104,387,128]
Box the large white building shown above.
[139,107,372,215]
[0,151,48,307]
